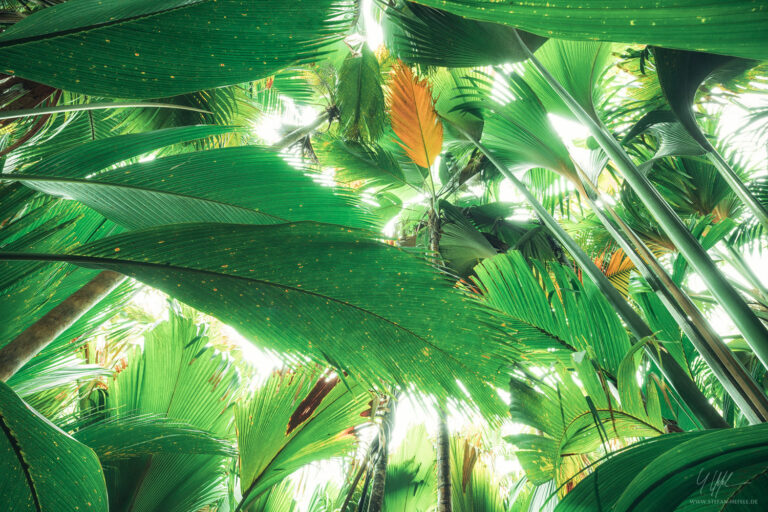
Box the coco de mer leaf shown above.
[411,1,768,60]
[235,368,369,509]
[388,61,443,169]
[336,46,387,142]
[0,381,107,511]
[0,222,511,416]
[556,423,768,511]
[0,0,353,98]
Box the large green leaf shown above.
[383,2,546,68]
[506,359,663,489]
[336,46,386,142]
[460,72,574,178]
[652,47,754,148]
[0,381,107,511]
[0,0,353,98]
[235,368,368,509]
[74,415,235,461]
[557,423,768,511]
[450,437,506,512]
[314,135,412,192]
[473,252,631,374]
[10,146,371,230]
[0,222,510,416]
[411,1,768,60]
[522,39,613,122]
[438,200,498,278]
[99,308,241,512]
[383,425,436,512]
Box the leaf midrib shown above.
[8,174,290,224]
[0,412,41,511]
[0,251,493,388]
[0,1,206,48]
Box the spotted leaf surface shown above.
[0,0,353,98]
[0,381,107,511]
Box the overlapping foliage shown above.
[0,1,766,511]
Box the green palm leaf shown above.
[411,1,768,60]
[557,423,768,511]
[0,380,108,511]
[1,222,510,416]
[383,2,545,68]
[506,359,663,489]
[473,252,631,373]
[99,308,241,512]
[235,368,368,509]
[336,46,386,142]
[383,424,436,512]
[10,145,371,230]
[0,0,354,98]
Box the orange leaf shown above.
[594,248,635,296]
[388,60,443,169]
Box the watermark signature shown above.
[683,469,759,506]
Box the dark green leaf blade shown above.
[0,0,353,98]
[0,381,107,511]
[1,222,510,416]
[411,1,768,60]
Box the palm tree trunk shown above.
[436,409,452,512]
[445,118,728,429]
[366,400,396,512]
[0,270,124,382]
[341,438,376,512]
[512,30,768,372]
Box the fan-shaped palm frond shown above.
[506,357,663,491]
[96,307,241,512]
[450,436,505,512]
[473,252,632,374]
[235,367,369,510]
[382,424,436,512]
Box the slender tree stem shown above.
[513,31,768,372]
[340,439,376,512]
[436,407,452,512]
[366,399,396,512]
[721,245,768,301]
[0,270,124,382]
[445,118,728,429]
[575,166,768,423]
[706,148,768,232]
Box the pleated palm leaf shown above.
[505,358,664,493]
[382,1,546,69]
[472,252,632,374]
[557,423,768,511]
[382,424,437,512]
[234,367,370,510]
[450,437,506,512]
[0,0,357,99]
[407,1,768,61]
[90,306,241,512]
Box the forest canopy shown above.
[0,1,767,511]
